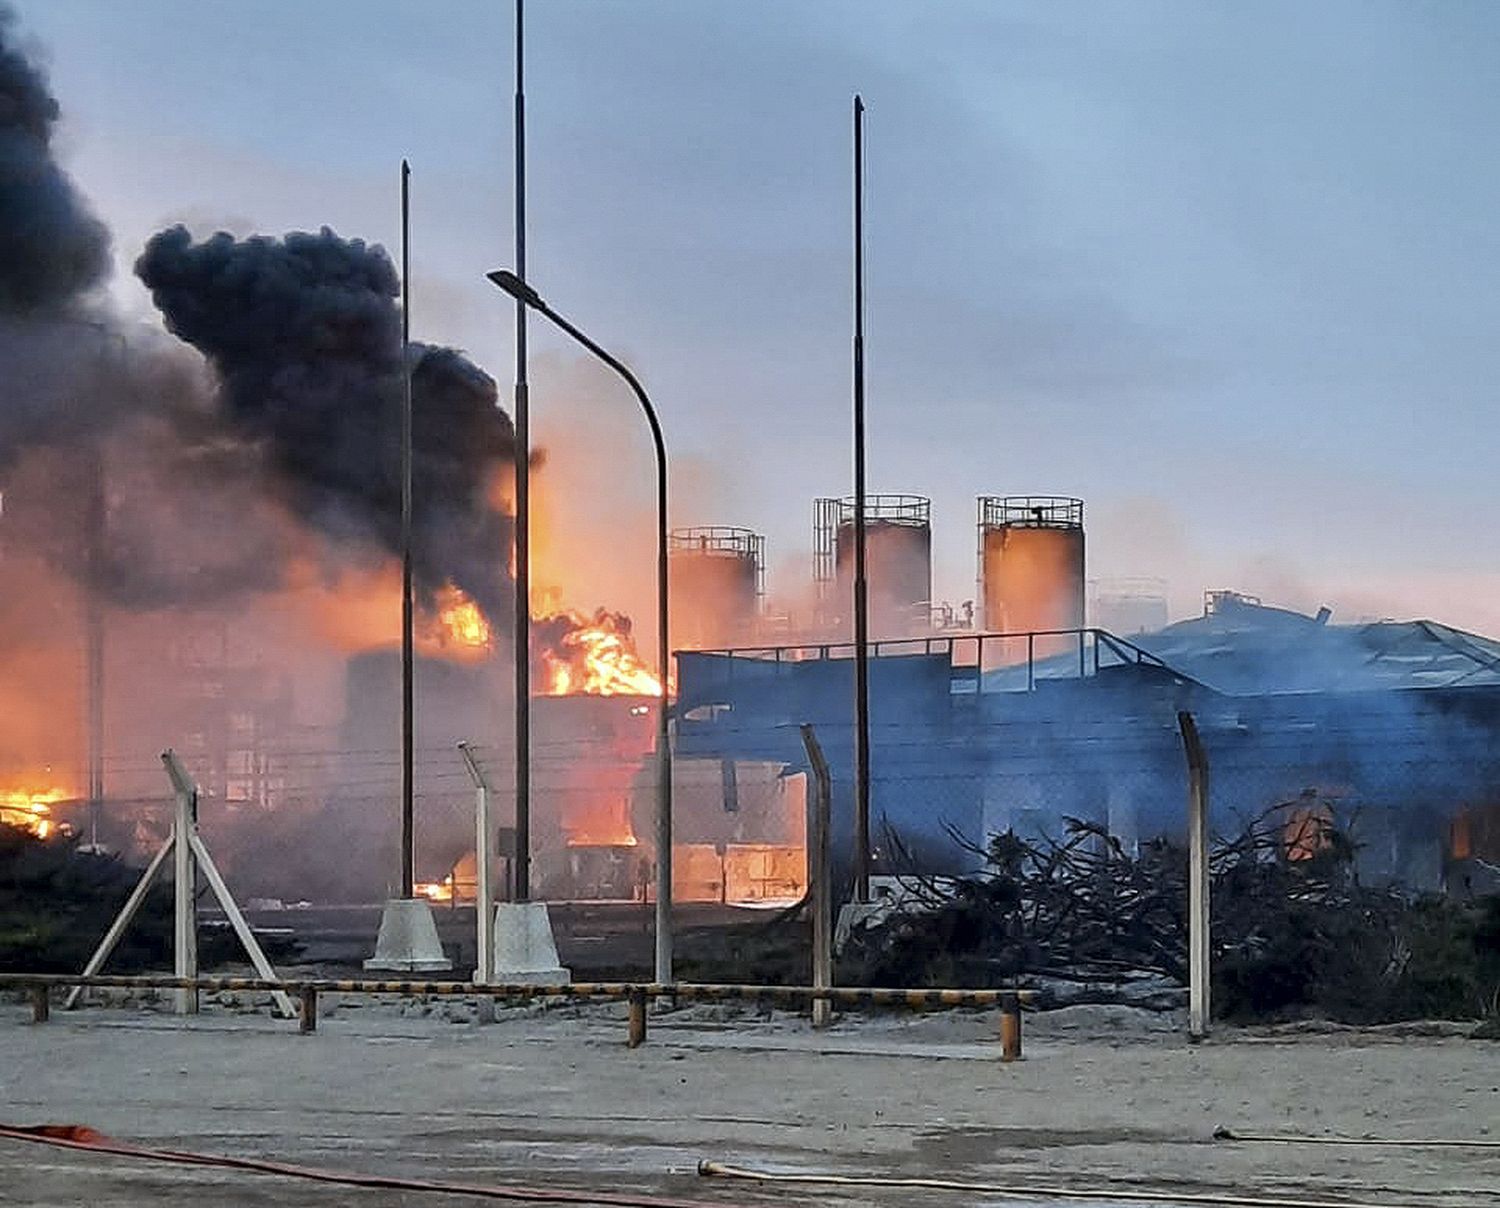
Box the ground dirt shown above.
[1,998,1496,1207]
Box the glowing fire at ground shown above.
[0,786,67,839]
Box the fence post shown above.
[162,751,199,1016]
[999,997,1021,1061]
[1177,711,1211,1041]
[799,724,833,1029]
[458,742,495,1024]
[627,989,648,1048]
[299,986,318,1034]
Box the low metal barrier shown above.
[1,974,1032,1059]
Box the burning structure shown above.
[0,10,808,911]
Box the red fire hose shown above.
[0,1123,741,1208]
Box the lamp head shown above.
[485,269,543,309]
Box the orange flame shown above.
[0,785,67,840]
[431,585,493,657]
[535,609,663,697]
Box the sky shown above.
[14,0,1500,632]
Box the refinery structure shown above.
[0,0,1495,996]
[12,473,1500,913]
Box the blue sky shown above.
[17,1,1500,631]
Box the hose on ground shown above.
[1214,1126,1500,1149]
[0,1123,738,1208]
[696,1157,1459,1208]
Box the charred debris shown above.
[830,810,1500,1027]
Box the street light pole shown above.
[485,270,673,984]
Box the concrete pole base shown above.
[364,898,453,973]
[489,901,570,984]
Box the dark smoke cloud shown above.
[0,6,283,609]
[135,225,516,618]
[0,8,514,620]
[0,4,110,314]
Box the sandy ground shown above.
[0,999,1496,1208]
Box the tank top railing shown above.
[682,627,1175,694]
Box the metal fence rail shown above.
[1,973,1032,1058]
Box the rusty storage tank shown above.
[978,497,1085,646]
[669,526,764,650]
[817,494,932,638]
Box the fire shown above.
[564,795,640,847]
[433,585,492,654]
[535,608,663,697]
[426,587,664,697]
[0,785,68,840]
[415,878,454,903]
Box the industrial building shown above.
[676,499,1500,896]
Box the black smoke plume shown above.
[0,6,279,609]
[135,225,516,619]
[0,4,110,314]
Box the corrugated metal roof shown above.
[1127,600,1500,695]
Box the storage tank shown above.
[817,494,932,639]
[1092,577,1168,636]
[668,526,764,650]
[978,497,1085,649]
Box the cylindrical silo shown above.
[668,526,764,650]
[978,497,1085,645]
[829,494,932,639]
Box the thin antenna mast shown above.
[399,159,415,900]
[851,95,871,903]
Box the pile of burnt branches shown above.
[840,810,1500,1024]
[840,818,1188,990]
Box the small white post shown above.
[1177,712,1211,1041]
[163,750,198,1016]
[459,742,494,992]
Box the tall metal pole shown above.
[511,0,532,903]
[399,159,415,900]
[851,95,872,903]
[80,325,120,851]
[85,449,104,849]
[651,407,672,986]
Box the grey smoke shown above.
[135,225,517,619]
